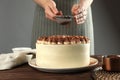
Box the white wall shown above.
[0,0,120,54]
[92,0,120,55]
[0,0,35,53]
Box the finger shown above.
[74,13,83,19]
[82,10,87,16]
[50,6,59,14]
[45,10,55,18]
[76,15,87,21]
[45,7,56,20]
[83,15,87,20]
[50,0,58,14]
[59,11,63,15]
[77,19,85,24]
[56,11,63,15]
[77,21,85,24]
[74,10,87,19]
[46,14,56,21]
[51,0,56,7]
[78,8,84,14]
[76,16,86,24]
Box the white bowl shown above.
[12,47,32,53]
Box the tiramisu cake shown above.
[36,35,90,69]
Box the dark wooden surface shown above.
[0,56,102,80]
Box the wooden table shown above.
[0,56,102,80]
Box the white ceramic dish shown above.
[28,57,98,73]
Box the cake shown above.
[36,35,90,69]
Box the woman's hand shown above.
[72,4,87,24]
[44,0,59,21]
[71,0,93,24]
[34,0,62,21]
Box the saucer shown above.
[28,57,98,73]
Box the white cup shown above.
[12,47,32,53]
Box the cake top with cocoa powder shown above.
[37,35,90,45]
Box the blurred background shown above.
[0,0,120,55]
